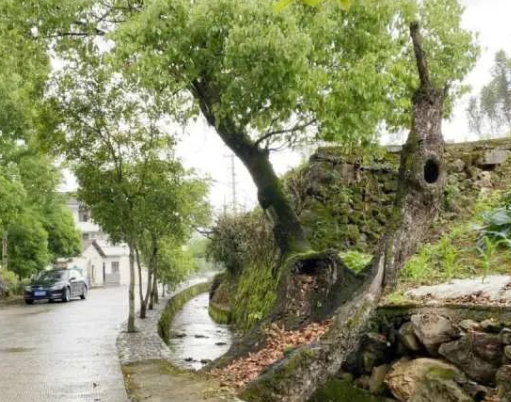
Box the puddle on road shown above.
[168,293,232,370]
[0,347,35,353]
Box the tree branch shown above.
[410,22,430,88]
[254,119,316,148]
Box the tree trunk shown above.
[191,80,310,257]
[239,22,447,402]
[148,238,158,310]
[1,230,7,271]
[127,242,136,333]
[151,263,158,307]
[135,246,147,319]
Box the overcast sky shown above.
[62,0,511,213]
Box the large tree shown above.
[109,0,476,259]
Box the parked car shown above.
[24,269,88,305]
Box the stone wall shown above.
[326,309,511,402]
[294,138,511,253]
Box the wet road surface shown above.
[169,293,232,370]
[0,287,128,402]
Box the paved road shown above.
[0,287,129,402]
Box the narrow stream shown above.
[168,292,233,370]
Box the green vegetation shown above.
[232,261,279,330]
[339,251,373,273]
[398,192,511,288]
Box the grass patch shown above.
[232,261,278,331]
[398,192,511,289]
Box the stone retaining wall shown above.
[158,282,211,344]
[325,307,511,402]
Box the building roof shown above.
[91,240,129,258]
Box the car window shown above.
[38,270,68,282]
[71,270,82,280]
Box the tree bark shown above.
[135,246,148,319]
[150,262,158,306]
[127,242,136,333]
[191,80,310,257]
[148,237,158,310]
[239,22,447,402]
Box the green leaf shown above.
[338,0,352,10]
[273,0,294,13]
[302,0,323,6]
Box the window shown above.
[79,207,90,222]
[82,233,90,241]
[111,261,120,273]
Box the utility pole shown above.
[224,154,238,214]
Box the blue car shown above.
[24,269,88,305]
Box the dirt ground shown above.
[122,360,239,402]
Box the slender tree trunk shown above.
[135,246,147,319]
[1,231,7,271]
[191,81,310,257]
[239,23,447,402]
[127,242,136,333]
[150,263,158,308]
[153,269,158,303]
[147,237,157,310]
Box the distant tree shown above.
[467,50,511,137]
[7,210,51,279]
[53,58,209,330]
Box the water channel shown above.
[168,292,233,370]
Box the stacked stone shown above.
[343,313,511,401]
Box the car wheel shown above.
[62,287,70,303]
[80,285,87,300]
[25,300,34,305]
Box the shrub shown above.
[207,210,277,277]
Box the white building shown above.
[63,196,146,287]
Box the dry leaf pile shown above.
[211,320,332,389]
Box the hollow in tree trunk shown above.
[239,22,447,402]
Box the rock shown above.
[439,333,502,385]
[194,334,209,339]
[501,328,511,345]
[360,332,391,373]
[411,314,459,355]
[474,171,493,188]
[496,365,511,402]
[470,332,503,364]
[505,345,511,360]
[451,159,466,173]
[200,359,212,365]
[409,376,472,402]
[462,381,490,401]
[385,358,466,402]
[479,149,509,167]
[480,319,502,333]
[215,342,227,346]
[170,332,187,339]
[399,322,422,352]
[459,319,480,332]
[369,364,390,395]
